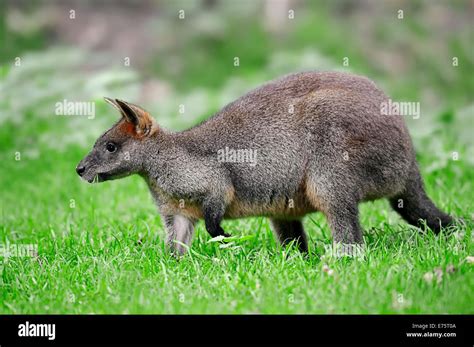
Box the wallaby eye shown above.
[106,142,117,153]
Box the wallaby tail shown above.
[389,168,453,233]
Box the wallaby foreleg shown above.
[202,197,230,238]
[163,214,196,255]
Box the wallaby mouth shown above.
[76,162,105,184]
[87,172,109,184]
[81,173,107,184]
[78,168,118,184]
[96,173,109,182]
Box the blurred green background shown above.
[1,0,473,145]
[0,0,473,314]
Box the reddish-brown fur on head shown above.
[103,97,156,138]
[118,119,141,137]
[76,98,159,183]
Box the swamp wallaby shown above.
[77,71,453,254]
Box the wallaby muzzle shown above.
[76,156,102,183]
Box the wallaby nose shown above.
[76,165,86,176]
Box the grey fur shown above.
[77,71,453,255]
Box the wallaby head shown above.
[76,97,157,183]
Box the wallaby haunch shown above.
[77,71,453,254]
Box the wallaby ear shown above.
[103,97,121,111]
[104,97,129,119]
[114,99,155,136]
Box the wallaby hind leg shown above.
[269,218,308,252]
[306,181,363,244]
[322,202,364,244]
[389,170,453,233]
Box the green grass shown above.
[0,142,473,314]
